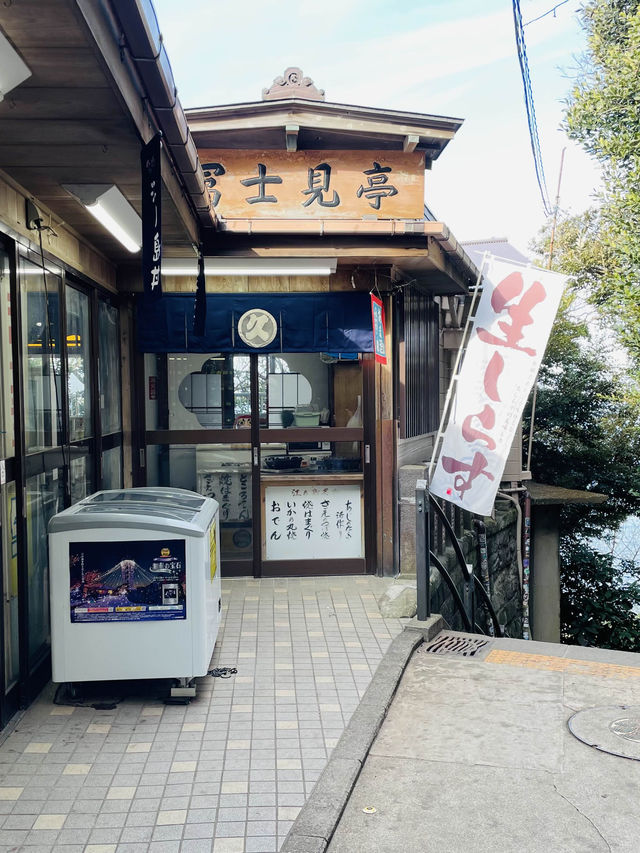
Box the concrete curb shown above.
[280,614,445,853]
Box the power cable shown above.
[512,0,554,217]
[208,667,237,678]
[524,0,571,27]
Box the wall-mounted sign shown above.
[141,134,162,299]
[199,471,251,523]
[198,149,424,219]
[430,258,566,516]
[237,308,278,348]
[265,483,363,560]
[371,294,387,365]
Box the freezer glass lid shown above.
[86,490,205,510]
[75,503,199,521]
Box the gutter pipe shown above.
[107,0,213,227]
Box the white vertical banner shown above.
[430,257,566,515]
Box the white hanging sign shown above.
[265,483,363,560]
[430,257,566,515]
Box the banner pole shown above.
[428,252,489,482]
[415,479,431,621]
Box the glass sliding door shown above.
[146,352,257,575]
[66,285,94,501]
[25,470,64,665]
[21,257,62,454]
[144,350,373,576]
[0,245,19,721]
[0,243,126,715]
[19,255,65,683]
[98,300,123,489]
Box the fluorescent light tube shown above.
[85,200,141,253]
[62,184,142,253]
[162,257,338,276]
[0,29,31,101]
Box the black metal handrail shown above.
[416,479,503,637]
[429,550,473,632]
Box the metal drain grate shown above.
[420,632,492,658]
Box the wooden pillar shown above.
[530,505,561,643]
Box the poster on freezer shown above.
[69,539,186,623]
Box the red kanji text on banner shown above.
[430,257,566,516]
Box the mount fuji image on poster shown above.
[69,539,186,623]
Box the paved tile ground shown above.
[0,576,403,853]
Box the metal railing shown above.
[416,479,503,637]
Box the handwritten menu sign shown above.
[198,471,251,523]
[265,484,363,560]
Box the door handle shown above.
[365,444,371,464]
[253,447,259,467]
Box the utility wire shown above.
[524,0,571,27]
[512,0,554,217]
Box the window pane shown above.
[0,248,15,459]
[167,354,250,430]
[197,447,253,562]
[21,258,62,453]
[66,287,92,441]
[101,446,123,490]
[262,352,362,430]
[70,447,94,504]
[26,469,64,662]
[98,301,121,434]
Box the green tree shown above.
[564,0,640,368]
[528,215,640,650]
[560,542,640,651]
[525,295,640,539]
[526,0,640,648]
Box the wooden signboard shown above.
[198,149,425,219]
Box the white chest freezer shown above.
[48,487,221,687]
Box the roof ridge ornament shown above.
[262,67,325,101]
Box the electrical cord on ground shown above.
[208,667,238,678]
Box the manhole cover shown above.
[420,632,492,658]
[568,705,640,761]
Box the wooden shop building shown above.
[0,1,485,719]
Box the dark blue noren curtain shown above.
[136,292,374,353]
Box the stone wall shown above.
[397,464,523,637]
[428,506,522,637]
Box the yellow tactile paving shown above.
[486,648,640,679]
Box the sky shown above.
[152,0,601,256]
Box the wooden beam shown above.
[218,218,429,235]
[189,110,456,142]
[403,134,419,153]
[285,124,299,152]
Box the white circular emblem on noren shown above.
[237,309,278,348]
